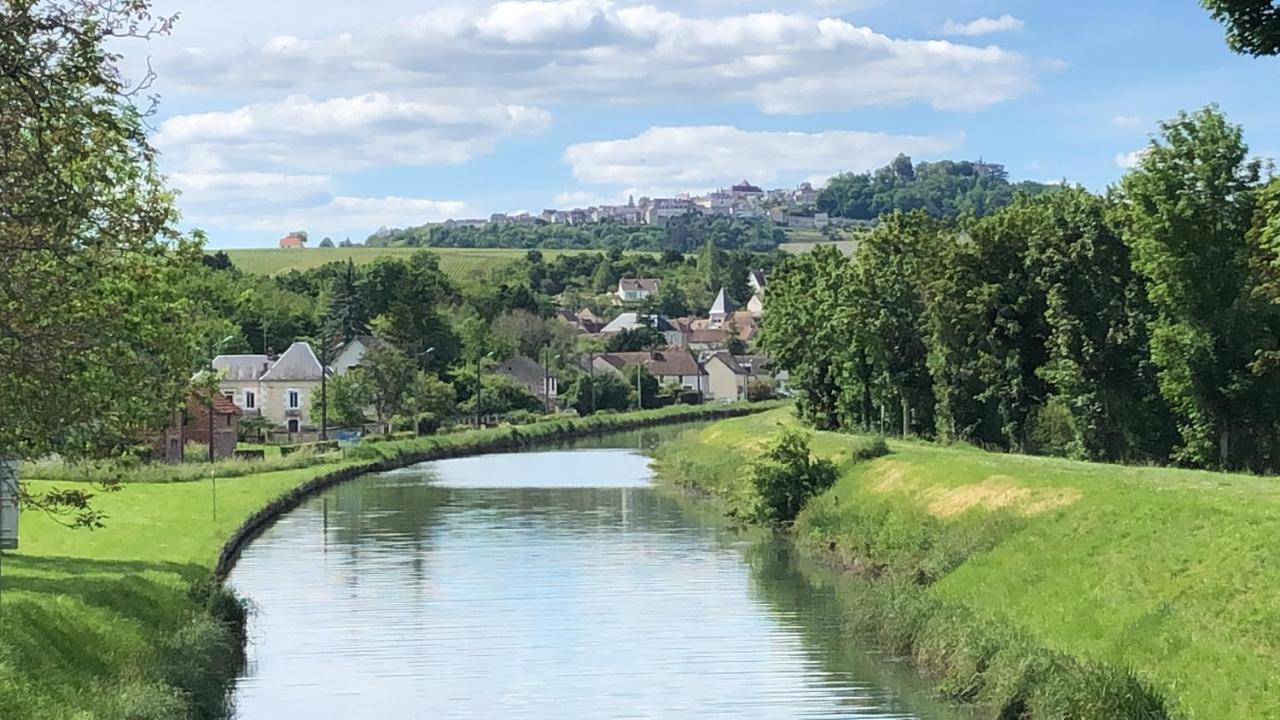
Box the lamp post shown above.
[475,350,495,428]
[413,346,435,436]
[588,352,596,415]
[542,349,560,413]
[206,335,236,464]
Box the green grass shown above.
[656,409,1280,719]
[224,246,636,278]
[0,465,344,719]
[0,401,779,719]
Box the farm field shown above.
[223,247,612,277]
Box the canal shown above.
[228,425,965,719]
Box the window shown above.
[287,419,299,433]
[288,390,300,409]
[245,391,255,409]
[225,414,233,427]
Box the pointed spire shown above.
[710,287,732,318]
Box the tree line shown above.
[365,215,787,253]
[764,107,1280,472]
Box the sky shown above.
[121,0,1280,249]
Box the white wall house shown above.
[616,278,660,303]
[211,341,325,433]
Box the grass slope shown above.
[0,465,345,719]
[657,410,1280,719]
[224,247,628,278]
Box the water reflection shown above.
[230,443,961,719]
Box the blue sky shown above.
[129,0,1280,249]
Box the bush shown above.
[1027,396,1082,459]
[747,429,838,526]
[746,379,777,402]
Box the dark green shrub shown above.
[747,429,838,526]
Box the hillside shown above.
[223,247,612,277]
[657,410,1280,719]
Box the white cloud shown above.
[1115,148,1148,169]
[563,125,962,196]
[162,2,1035,114]
[1112,115,1144,127]
[942,15,1024,37]
[168,172,466,235]
[155,93,550,173]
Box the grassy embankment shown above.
[655,409,1280,719]
[0,402,779,720]
[223,247,653,278]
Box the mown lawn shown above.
[0,465,344,719]
[659,409,1280,719]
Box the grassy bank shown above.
[0,401,779,719]
[655,409,1280,719]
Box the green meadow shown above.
[224,246,627,278]
[657,409,1280,719]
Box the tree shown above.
[360,345,419,434]
[745,430,837,527]
[561,371,632,414]
[927,203,1052,451]
[853,211,943,437]
[324,259,369,345]
[605,326,664,352]
[379,253,461,371]
[319,237,335,248]
[1028,188,1174,462]
[653,281,691,317]
[1116,107,1280,469]
[621,364,659,409]
[312,371,372,429]
[2,1,206,525]
[1202,0,1280,56]
[760,245,865,430]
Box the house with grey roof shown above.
[600,312,685,348]
[210,341,326,433]
[616,278,660,303]
[495,355,559,410]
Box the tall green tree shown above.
[853,211,944,436]
[927,203,1052,450]
[324,259,369,344]
[760,245,866,430]
[1117,107,1280,469]
[1027,188,1174,462]
[1202,0,1280,56]
[360,345,419,435]
[379,253,461,371]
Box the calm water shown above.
[228,430,962,719]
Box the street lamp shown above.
[413,347,436,437]
[542,349,560,413]
[206,335,236,464]
[475,350,495,428]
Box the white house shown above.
[211,341,325,433]
[331,335,388,375]
[615,278,660,303]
